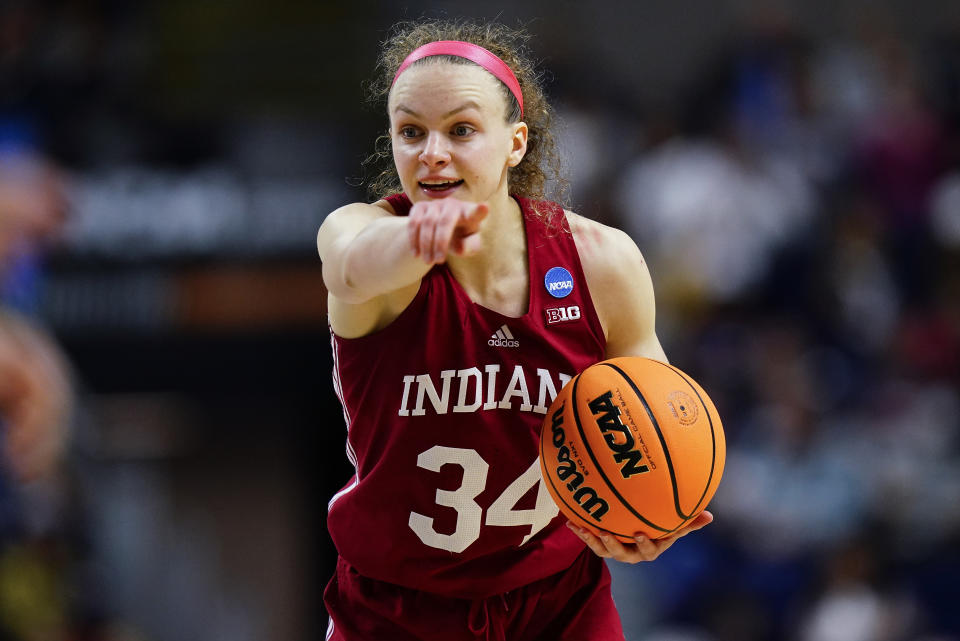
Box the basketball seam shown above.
[603,362,694,522]
[656,360,719,518]
[570,372,675,534]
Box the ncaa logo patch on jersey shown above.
[544,266,574,299]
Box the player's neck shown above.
[451,190,524,270]
[447,192,528,312]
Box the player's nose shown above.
[419,132,450,167]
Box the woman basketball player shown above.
[317,20,713,641]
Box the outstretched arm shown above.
[317,198,488,337]
[317,202,429,304]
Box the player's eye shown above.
[398,125,421,139]
[452,124,475,137]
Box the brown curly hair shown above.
[364,19,568,215]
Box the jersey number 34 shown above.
[408,445,559,553]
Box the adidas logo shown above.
[488,324,520,348]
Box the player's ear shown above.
[507,122,528,167]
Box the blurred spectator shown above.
[825,192,900,354]
[0,309,72,484]
[930,170,960,247]
[0,144,77,640]
[0,143,72,483]
[616,135,814,305]
[0,147,69,312]
[0,308,74,641]
[714,322,870,558]
[851,25,945,231]
[797,538,922,641]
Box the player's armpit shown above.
[327,281,421,339]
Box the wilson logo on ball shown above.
[548,403,610,521]
[589,391,650,479]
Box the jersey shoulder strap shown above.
[384,193,412,216]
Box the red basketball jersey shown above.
[327,195,606,598]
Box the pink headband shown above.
[392,40,524,118]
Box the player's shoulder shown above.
[327,199,396,223]
[564,210,645,279]
[317,199,395,257]
[563,212,658,351]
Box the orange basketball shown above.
[539,357,725,542]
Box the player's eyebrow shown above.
[394,101,482,118]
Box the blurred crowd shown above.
[0,144,81,641]
[590,9,960,641]
[1,1,960,641]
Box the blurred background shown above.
[1,0,959,639]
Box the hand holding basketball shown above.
[407,198,489,264]
[540,357,725,558]
[566,510,713,563]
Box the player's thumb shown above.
[691,511,714,529]
[463,202,489,227]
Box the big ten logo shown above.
[545,305,581,325]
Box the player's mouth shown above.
[419,179,464,197]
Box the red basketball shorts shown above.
[323,548,626,641]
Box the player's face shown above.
[389,62,527,204]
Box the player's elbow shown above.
[321,249,375,304]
